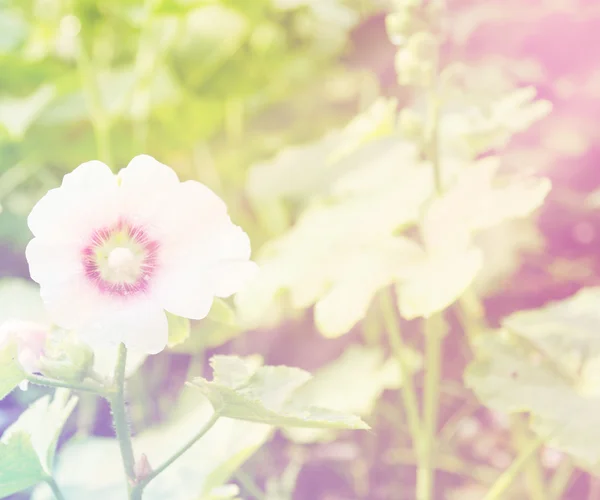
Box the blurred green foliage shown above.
[0,0,378,250]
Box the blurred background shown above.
[2,0,600,499]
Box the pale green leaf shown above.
[396,247,483,320]
[32,389,274,500]
[465,331,600,469]
[0,433,45,498]
[190,355,370,430]
[422,156,551,253]
[284,346,421,443]
[247,100,400,202]
[0,343,25,401]
[0,390,77,496]
[207,298,237,326]
[313,237,423,337]
[167,312,191,348]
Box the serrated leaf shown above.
[467,289,600,471]
[465,331,600,469]
[0,433,45,497]
[0,343,24,401]
[32,389,272,500]
[0,390,77,496]
[189,355,370,430]
[167,312,191,348]
[284,346,421,443]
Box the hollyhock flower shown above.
[26,155,257,354]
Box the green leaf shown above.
[0,343,24,401]
[0,433,45,497]
[33,389,273,500]
[395,247,483,320]
[189,355,370,430]
[0,390,78,497]
[283,346,421,443]
[169,299,241,353]
[207,298,237,326]
[466,288,600,471]
[167,312,191,348]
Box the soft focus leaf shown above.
[396,247,483,320]
[189,355,370,430]
[465,331,600,469]
[0,390,77,496]
[467,289,600,469]
[207,298,237,326]
[33,389,272,500]
[247,100,399,201]
[167,312,191,348]
[422,156,551,253]
[283,345,421,443]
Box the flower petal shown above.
[155,260,215,320]
[77,297,168,355]
[39,278,106,331]
[26,237,81,286]
[118,155,181,225]
[28,160,118,240]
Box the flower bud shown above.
[386,11,413,45]
[39,330,94,382]
[0,320,49,374]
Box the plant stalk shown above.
[380,290,422,451]
[416,315,444,500]
[108,343,137,496]
[45,476,66,500]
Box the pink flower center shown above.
[82,219,159,297]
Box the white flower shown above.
[26,155,257,354]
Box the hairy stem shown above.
[108,343,137,495]
[26,374,106,395]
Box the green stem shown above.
[511,416,546,500]
[132,410,221,494]
[380,290,422,451]
[108,343,137,493]
[483,433,547,500]
[26,374,106,395]
[45,476,66,500]
[548,458,575,500]
[416,315,444,500]
[234,469,267,500]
